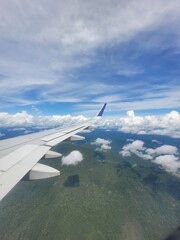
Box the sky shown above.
[0,0,179,117]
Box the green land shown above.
[0,130,179,240]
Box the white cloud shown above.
[101,144,111,150]
[127,139,134,142]
[0,111,87,127]
[82,129,91,133]
[154,155,180,176]
[151,139,161,144]
[120,140,152,160]
[97,110,180,138]
[127,110,135,118]
[0,0,179,106]
[61,150,83,166]
[92,137,112,151]
[93,138,111,146]
[10,127,27,131]
[85,88,180,114]
[0,110,180,139]
[121,140,145,154]
[119,140,180,177]
[117,66,143,77]
[0,132,5,137]
[0,111,34,126]
[146,145,178,156]
[23,130,33,134]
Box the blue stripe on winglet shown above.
[96,103,107,116]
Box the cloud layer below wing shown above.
[1,110,180,138]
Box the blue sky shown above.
[0,0,179,117]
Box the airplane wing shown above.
[0,103,107,201]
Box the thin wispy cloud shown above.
[0,0,179,115]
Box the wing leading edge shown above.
[0,103,107,201]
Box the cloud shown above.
[119,140,180,177]
[84,88,180,113]
[154,155,180,176]
[0,111,87,127]
[9,127,27,131]
[117,66,143,77]
[0,111,34,126]
[61,150,83,165]
[126,111,135,118]
[0,132,5,137]
[1,0,178,46]
[100,144,111,151]
[97,110,180,138]
[146,145,178,156]
[0,110,180,139]
[93,138,111,145]
[121,140,145,154]
[23,130,33,134]
[120,140,152,160]
[0,0,179,108]
[91,137,112,151]
[127,139,134,142]
[151,139,161,144]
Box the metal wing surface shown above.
[0,103,107,201]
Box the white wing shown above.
[0,104,107,201]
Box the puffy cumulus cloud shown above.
[93,138,111,145]
[91,138,112,151]
[120,140,152,160]
[0,111,34,126]
[154,155,180,176]
[61,151,83,166]
[0,111,87,127]
[119,140,180,177]
[0,110,180,139]
[127,110,135,118]
[96,110,180,138]
[154,155,180,165]
[35,114,87,128]
[146,145,178,156]
[101,144,111,151]
[121,140,145,154]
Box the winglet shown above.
[96,103,107,117]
